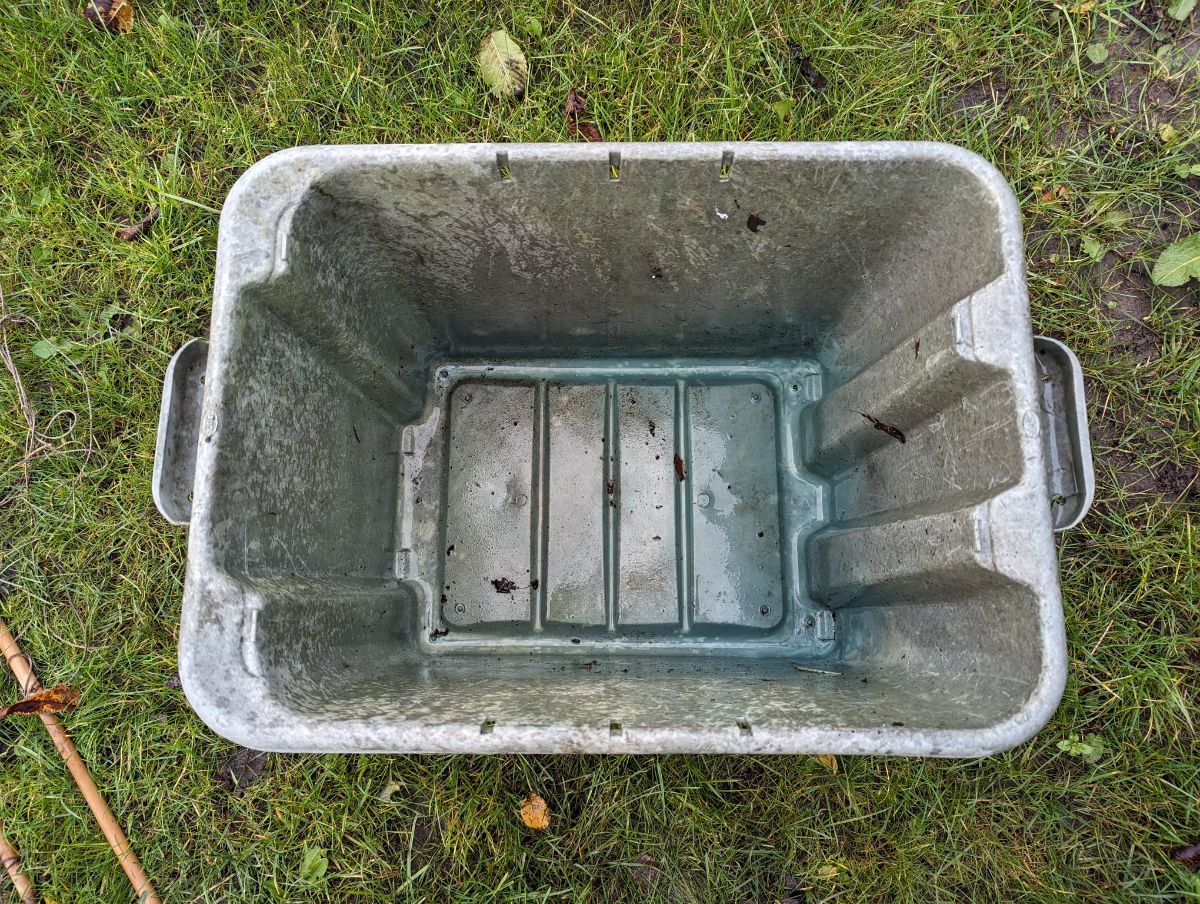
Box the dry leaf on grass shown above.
[115,206,159,241]
[378,780,403,802]
[786,41,827,91]
[815,753,839,775]
[215,746,270,792]
[564,89,602,142]
[0,684,79,719]
[83,0,133,33]
[1173,842,1200,869]
[632,854,661,890]
[520,792,549,829]
[478,30,527,99]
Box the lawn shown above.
[1,0,1198,900]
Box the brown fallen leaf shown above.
[115,206,159,241]
[0,684,79,719]
[564,88,586,117]
[564,89,602,142]
[673,453,686,482]
[491,577,518,594]
[747,213,766,233]
[1173,842,1200,869]
[216,746,270,793]
[520,792,549,830]
[815,753,838,775]
[83,0,133,33]
[787,41,827,91]
[632,853,661,890]
[579,122,601,142]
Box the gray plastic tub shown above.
[156,142,1093,755]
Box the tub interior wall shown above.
[202,150,1044,733]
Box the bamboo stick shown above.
[0,618,161,904]
[0,825,36,904]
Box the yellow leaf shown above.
[815,753,838,775]
[477,30,527,99]
[377,780,403,802]
[0,683,79,718]
[520,792,549,830]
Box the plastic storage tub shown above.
[156,143,1093,755]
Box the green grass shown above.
[1,0,1198,900]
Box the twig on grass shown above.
[0,286,37,485]
[0,617,161,904]
[0,826,37,904]
[0,285,95,485]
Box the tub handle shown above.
[153,338,208,525]
[150,336,1094,532]
[1033,336,1095,531]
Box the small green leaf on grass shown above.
[299,846,329,882]
[523,16,542,37]
[1167,0,1195,20]
[771,98,795,118]
[1099,209,1131,229]
[1085,43,1108,64]
[477,30,527,99]
[1151,233,1200,286]
[1156,43,1182,72]
[31,337,74,359]
[1158,122,1180,144]
[1081,236,1106,262]
[1057,733,1105,763]
[1175,163,1200,178]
